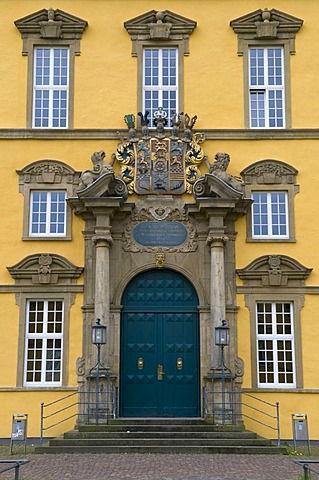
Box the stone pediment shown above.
[241,160,298,185]
[194,173,244,200]
[230,8,303,55]
[17,159,81,186]
[15,8,88,54]
[77,172,128,200]
[8,253,83,285]
[124,10,196,55]
[237,255,312,287]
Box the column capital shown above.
[206,234,228,246]
[92,234,113,246]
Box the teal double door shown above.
[120,269,200,417]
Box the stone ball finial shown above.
[48,8,55,21]
[262,8,271,22]
[156,11,165,24]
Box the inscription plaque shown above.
[133,222,187,247]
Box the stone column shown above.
[92,229,113,366]
[207,234,228,368]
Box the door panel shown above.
[120,270,200,417]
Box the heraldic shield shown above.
[115,109,205,195]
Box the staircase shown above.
[35,418,287,454]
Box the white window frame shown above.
[256,302,295,388]
[24,299,64,387]
[143,47,178,127]
[33,47,69,128]
[249,47,285,128]
[29,190,67,237]
[251,191,289,239]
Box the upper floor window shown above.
[249,47,284,128]
[124,10,196,125]
[25,299,64,386]
[230,8,303,129]
[256,302,295,387]
[143,48,178,127]
[15,8,87,129]
[241,159,299,242]
[252,191,288,239]
[33,48,69,128]
[17,159,81,241]
[30,191,66,237]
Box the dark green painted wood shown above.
[120,269,200,417]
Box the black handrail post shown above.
[40,402,44,445]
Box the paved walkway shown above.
[0,453,310,480]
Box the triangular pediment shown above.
[15,8,88,39]
[230,8,303,35]
[15,8,88,55]
[124,10,196,36]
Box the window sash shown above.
[24,300,64,386]
[249,47,285,128]
[143,48,178,127]
[33,47,69,128]
[29,191,66,237]
[256,302,295,387]
[252,191,288,239]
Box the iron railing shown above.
[0,460,29,480]
[203,386,281,446]
[294,460,319,479]
[40,386,117,444]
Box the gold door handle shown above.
[177,357,183,370]
[157,364,165,381]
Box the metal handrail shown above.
[40,387,117,444]
[203,387,281,446]
[294,460,319,479]
[0,460,29,480]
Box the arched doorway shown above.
[120,269,200,417]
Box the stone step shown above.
[50,437,274,447]
[64,430,258,439]
[35,444,287,455]
[78,424,245,433]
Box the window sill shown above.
[22,236,72,241]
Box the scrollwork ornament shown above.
[76,356,86,377]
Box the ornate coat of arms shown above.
[115,109,205,195]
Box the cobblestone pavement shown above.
[0,453,308,480]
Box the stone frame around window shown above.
[17,159,81,241]
[241,159,299,243]
[7,252,83,388]
[237,254,312,390]
[230,8,303,129]
[124,9,197,118]
[14,8,88,129]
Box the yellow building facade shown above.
[0,0,319,443]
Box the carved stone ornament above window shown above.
[124,10,196,56]
[7,253,83,285]
[230,8,303,55]
[237,255,312,287]
[241,159,298,185]
[14,8,88,55]
[17,160,81,193]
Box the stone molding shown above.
[17,159,81,193]
[77,172,128,200]
[14,8,88,55]
[230,8,303,56]
[4,128,319,140]
[124,10,196,56]
[241,159,298,185]
[7,253,83,285]
[236,254,312,288]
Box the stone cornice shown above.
[2,128,319,140]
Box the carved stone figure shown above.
[207,152,244,192]
[78,150,114,190]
